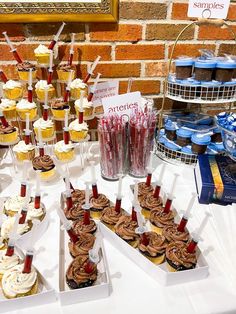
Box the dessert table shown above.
[0,143,236,314]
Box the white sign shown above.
[89,80,119,108]
[102,91,142,117]
[188,0,230,19]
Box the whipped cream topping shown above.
[33,118,54,129]
[13,140,35,153]
[3,80,22,90]
[0,249,21,275]
[69,120,88,132]
[0,99,16,109]
[4,195,26,213]
[26,203,45,220]
[34,44,51,54]
[54,140,74,153]
[1,216,30,240]
[16,99,36,109]
[75,97,93,109]
[35,80,53,90]
[2,264,37,298]
[70,79,87,89]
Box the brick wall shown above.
[1,0,236,119]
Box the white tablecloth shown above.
[0,145,236,314]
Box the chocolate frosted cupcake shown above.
[149,208,175,234]
[32,155,55,180]
[137,182,154,202]
[68,233,95,258]
[115,215,138,248]
[51,99,70,120]
[90,194,110,219]
[100,206,124,231]
[17,62,36,82]
[140,194,162,219]
[71,189,85,204]
[162,224,190,243]
[72,218,97,235]
[64,202,84,221]
[0,124,18,144]
[57,64,75,82]
[138,232,168,264]
[166,241,197,272]
[66,255,97,289]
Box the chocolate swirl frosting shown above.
[150,208,175,228]
[138,232,168,257]
[138,182,154,197]
[68,233,95,258]
[58,64,74,72]
[71,189,85,204]
[0,125,16,134]
[166,241,197,270]
[66,255,97,288]
[115,215,138,241]
[90,194,110,211]
[72,218,97,235]
[17,61,36,71]
[64,203,84,221]
[101,206,123,225]
[51,99,69,110]
[162,224,190,243]
[140,194,162,211]
[32,155,55,171]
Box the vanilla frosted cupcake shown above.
[13,140,35,162]
[3,80,23,100]
[70,79,88,99]
[1,216,32,240]
[33,118,55,140]
[4,195,27,217]
[26,202,46,221]
[69,120,88,142]
[35,80,55,101]
[2,264,38,298]
[0,249,21,281]
[0,99,16,120]
[75,97,93,118]
[34,44,51,65]
[16,99,37,121]
[54,140,75,162]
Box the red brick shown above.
[198,25,236,40]
[171,3,190,20]
[0,64,19,80]
[146,23,194,41]
[95,63,141,78]
[119,80,161,95]
[218,44,235,55]
[168,44,216,58]
[0,25,25,42]
[120,2,167,20]
[59,44,111,62]
[116,44,164,60]
[227,4,236,21]
[145,62,168,77]
[90,24,142,42]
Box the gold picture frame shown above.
[0,0,118,23]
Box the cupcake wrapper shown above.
[66,278,95,289]
[166,257,196,272]
[18,70,37,82]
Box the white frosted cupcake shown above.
[0,249,21,281]
[69,120,88,142]
[13,140,35,162]
[1,216,32,240]
[33,118,55,140]
[0,99,17,120]
[4,195,28,217]
[16,99,37,121]
[35,80,55,101]
[74,97,93,118]
[3,80,23,100]
[54,140,75,162]
[2,264,38,298]
[34,44,51,65]
[26,203,46,221]
[70,79,88,99]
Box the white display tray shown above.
[0,197,49,250]
[0,246,56,313]
[99,222,209,286]
[58,224,111,306]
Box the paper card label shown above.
[89,80,119,108]
[102,91,142,117]
[187,0,230,19]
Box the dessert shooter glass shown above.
[215,60,236,82]
[194,60,216,82]
[175,58,194,80]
